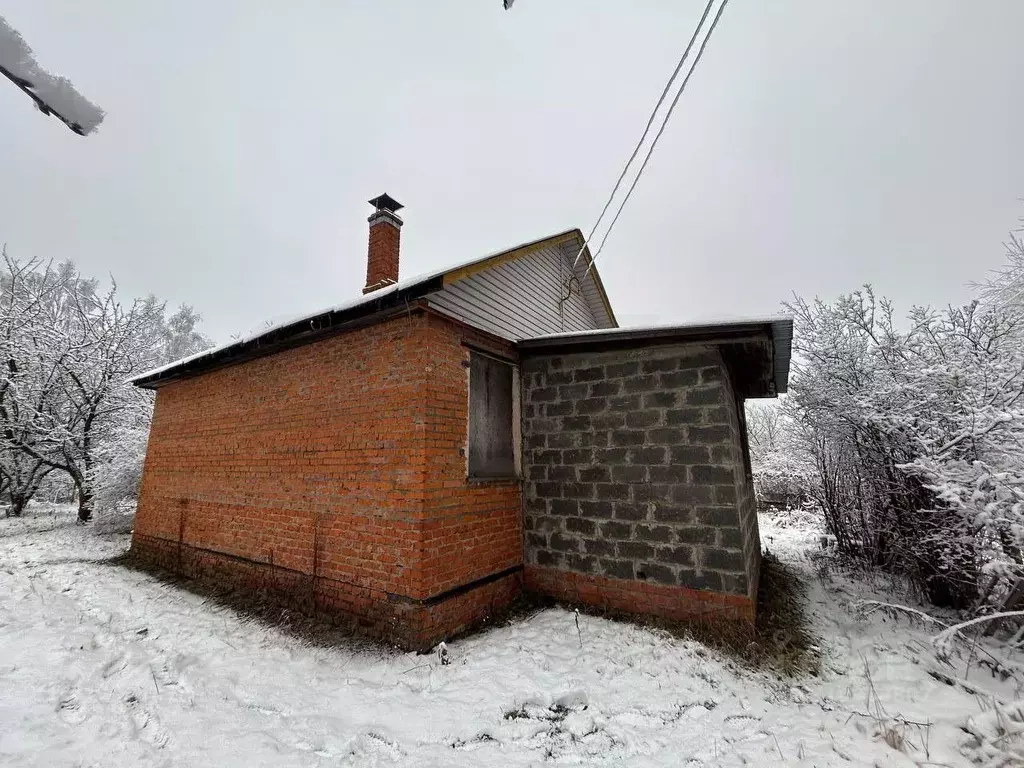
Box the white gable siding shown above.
[427,244,613,340]
[558,241,616,333]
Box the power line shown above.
[571,0,717,270]
[584,0,731,280]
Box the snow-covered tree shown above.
[746,400,781,457]
[0,252,209,521]
[43,283,167,521]
[746,399,814,508]
[0,252,69,516]
[89,305,209,516]
[977,221,1024,325]
[88,391,153,517]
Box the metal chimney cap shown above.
[368,193,404,214]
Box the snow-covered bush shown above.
[89,394,154,518]
[780,225,1024,611]
[746,400,815,508]
[93,498,138,535]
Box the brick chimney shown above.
[363,193,404,294]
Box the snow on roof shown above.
[130,229,586,385]
[0,15,105,135]
[520,315,793,342]
[129,280,407,384]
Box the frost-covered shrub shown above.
[781,230,1024,611]
[752,452,813,508]
[93,498,137,535]
[746,401,814,508]
[90,397,153,517]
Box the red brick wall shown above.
[418,313,523,597]
[133,310,522,649]
[524,565,755,626]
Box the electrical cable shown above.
[584,0,731,280]
[571,0,718,270]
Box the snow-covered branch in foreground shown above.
[853,599,949,628]
[0,15,104,135]
[933,611,1024,660]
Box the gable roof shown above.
[428,229,616,340]
[439,229,616,329]
[132,229,616,389]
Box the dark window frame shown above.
[467,350,520,480]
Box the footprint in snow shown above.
[346,731,405,760]
[612,708,670,728]
[100,652,127,679]
[57,692,87,725]
[451,732,500,751]
[124,692,171,749]
[724,714,760,725]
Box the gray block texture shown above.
[521,344,759,598]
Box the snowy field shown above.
[2,505,1021,767]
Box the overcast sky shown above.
[1,1,1023,340]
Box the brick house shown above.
[131,194,792,650]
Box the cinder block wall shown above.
[133,311,521,650]
[734,405,762,599]
[520,345,760,624]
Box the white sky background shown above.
[1,1,1023,340]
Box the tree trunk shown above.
[71,469,92,523]
[77,414,94,523]
[77,485,93,522]
[9,493,28,517]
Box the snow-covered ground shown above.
[2,504,1021,767]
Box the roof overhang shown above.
[131,228,616,389]
[131,285,441,389]
[517,317,793,397]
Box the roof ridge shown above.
[131,228,604,387]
